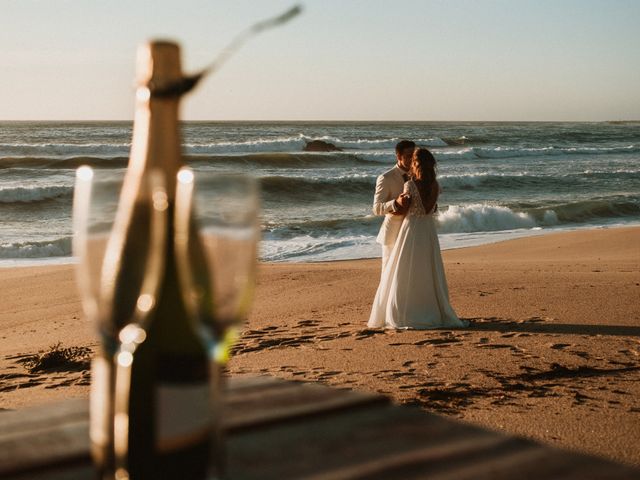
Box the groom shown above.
[372,140,415,269]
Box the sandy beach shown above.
[1,226,638,466]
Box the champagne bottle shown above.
[96,40,211,479]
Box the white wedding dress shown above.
[368,180,468,329]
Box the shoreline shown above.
[0,225,639,466]
[2,221,638,269]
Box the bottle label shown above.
[90,356,111,448]
[156,382,211,452]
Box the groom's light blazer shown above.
[373,165,407,245]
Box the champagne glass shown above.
[73,165,125,474]
[72,166,168,479]
[174,168,260,478]
[73,166,124,343]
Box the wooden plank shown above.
[226,375,290,390]
[225,403,640,480]
[225,403,501,479]
[0,420,89,479]
[226,380,387,432]
[430,446,640,480]
[0,376,290,431]
[2,464,94,480]
[302,435,520,480]
[0,399,87,435]
[0,376,386,477]
[1,376,638,479]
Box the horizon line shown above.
[1,119,639,124]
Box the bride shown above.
[368,148,468,329]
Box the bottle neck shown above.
[128,93,182,199]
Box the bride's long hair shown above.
[411,148,437,186]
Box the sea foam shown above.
[0,237,72,258]
[437,204,538,233]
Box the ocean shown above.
[1,121,639,266]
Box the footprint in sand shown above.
[520,366,538,373]
[399,384,421,390]
[0,373,32,381]
[572,351,591,359]
[26,378,45,387]
[476,344,514,349]
[389,372,415,379]
[518,316,550,324]
[619,349,640,357]
[608,359,638,367]
[296,319,319,327]
[572,391,594,405]
[242,329,269,338]
[355,329,385,340]
[318,332,351,341]
[317,371,342,378]
[611,389,629,395]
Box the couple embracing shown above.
[368,140,469,330]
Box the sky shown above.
[2,0,639,121]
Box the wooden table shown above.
[1,376,638,479]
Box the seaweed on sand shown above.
[16,342,91,373]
